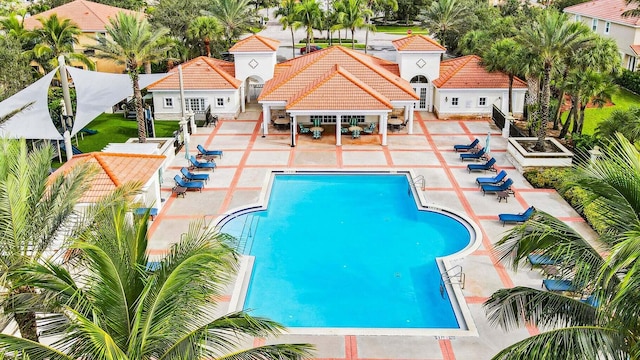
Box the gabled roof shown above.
[564,0,640,27]
[147,56,240,91]
[392,34,446,52]
[433,55,527,89]
[287,65,392,110]
[631,45,640,56]
[229,34,280,52]
[54,152,166,203]
[23,0,143,31]
[259,46,418,107]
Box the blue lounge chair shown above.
[454,138,479,152]
[362,122,376,134]
[460,148,486,161]
[197,144,223,158]
[189,156,216,172]
[542,279,576,292]
[499,206,535,226]
[174,175,204,192]
[467,157,496,173]
[299,123,311,134]
[527,253,559,267]
[476,169,507,186]
[581,294,600,307]
[180,167,209,183]
[481,178,513,195]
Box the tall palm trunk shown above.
[552,90,565,130]
[205,38,211,57]
[131,70,147,143]
[508,75,513,114]
[535,63,552,151]
[576,104,587,134]
[290,27,296,58]
[559,94,577,138]
[13,287,39,342]
[351,28,355,49]
[306,28,311,53]
[364,17,370,54]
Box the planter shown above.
[506,137,573,172]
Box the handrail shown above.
[414,175,426,191]
[439,265,465,298]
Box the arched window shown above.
[410,75,428,84]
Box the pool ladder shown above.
[408,175,426,197]
[236,215,259,254]
[440,265,465,299]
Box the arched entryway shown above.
[410,75,431,111]
[245,76,264,103]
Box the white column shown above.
[188,111,196,134]
[63,130,73,162]
[262,104,270,137]
[180,117,190,159]
[381,113,388,146]
[336,115,342,146]
[291,114,297,147]
[405,104,414,135]
[502,114,513,138]
[240,85,246,113]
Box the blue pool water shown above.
[221,174,471,329]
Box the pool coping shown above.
[216,169,481,337]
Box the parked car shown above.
[300,45,322,55]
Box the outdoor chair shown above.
[460,148,486,161]
[498,206,535,226]
[542,279,576,293]
[467,157,496,173]
[352,128,361,139]
[189,156,216,172]
[180,167,210,183]
[453,138,479,152]
[362,122,376,134]
[312,129,322,139]
[476,169,507,186]
[173,175,204,192]
[299,123,311,134]
[481,178,513,195]
[197,144,223,158]
[527,253,560,268]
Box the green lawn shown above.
[580,87,640,135]
[375,26,428,35]
[294,43,367,50]
[73,113,180,153]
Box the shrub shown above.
[523,167,572,189]
[615,69,640,95]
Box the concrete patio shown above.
[147,106,596,360]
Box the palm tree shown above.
[335,0,371,49]
[482,38,523,114]
[595,107,640,145]
[88,13,172,143]
[274,0,301,58]
[0,199,315,360]
[0,138,96,342]
[208,0,258,48]
[25,14,95,72]
[363,0,397,54]
[296,0,324,54]
[560,70,616,137]
[417,0,471,49]
[517,9,593,151]
[188,16,221,57]
[485,134,640,359]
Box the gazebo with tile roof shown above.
[258,45,419,146]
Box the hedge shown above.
[615,69,640,95]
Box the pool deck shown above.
[148,106,596,359]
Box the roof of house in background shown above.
[229,34,280,52]
[53,152,165,203]
[23,0,143,31]
[433,55,527,89]
[259,46,418,108]
[392,34,447,52]
[147,56,240,91]
[564,0,640,27]
[631,45,640,55]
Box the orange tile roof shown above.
[24,0,143,31]
[229,34,280,52]
[433,55,527,89]
[392,34,446,52]
[287,65,393,110]
[259,46,419,107]
[147,56,240,90]
[631,45,640,55]
[53,152,165,203]
[564,0,640,27]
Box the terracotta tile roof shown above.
[433,55,527,89]
[287,65,393,110]
[259,46,419,106]
[392,34,446,52]
[53,152,165,203]
[228,34,280,52]
[631,45,640,55]
[564,0,640,27]
[147,56,240,90]
[24,0,143,31]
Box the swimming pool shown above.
[220,172,478,332]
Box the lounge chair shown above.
[527,253,559,267]
[133,207,158,220]
[173,175,204,192]
[299,123,311,134]
[460,148,486,161]
[189,156,216,172]
[467,157,496,173]
[362,122,376,134]
[481,178,513,195]
[180,167,210,183]
[476,169,507,186]
[453,138,479,152]
[581,294,600,307]
[498,206,535,226]
[542,279,576,293]
[197,144,223,158]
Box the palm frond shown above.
[217,344,315,360]
[0,334,74,360]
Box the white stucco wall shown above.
[150,89,240,120]
[396,51,442,82]
[232,52,277,83]
[433,88,526,119]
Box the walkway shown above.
[147,108,596,359]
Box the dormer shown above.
[228,34,280,84]
[392,34,446,83]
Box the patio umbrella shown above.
[485,132,491,154]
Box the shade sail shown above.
[0,70,62,140]
[68,67,169,136]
